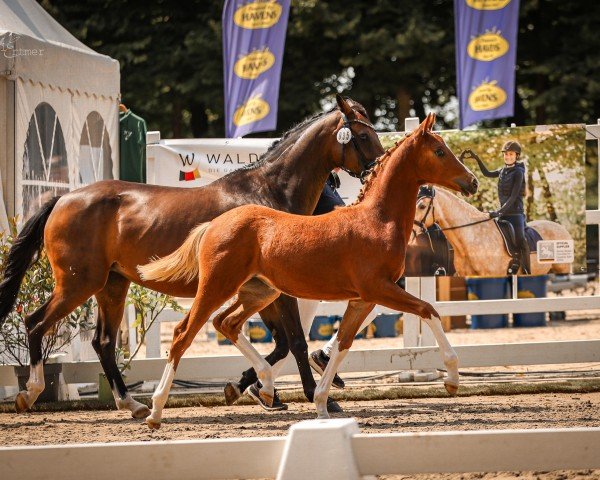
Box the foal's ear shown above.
[419,113,437,135]
[336,94,354,118]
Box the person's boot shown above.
[521,242,531,274]
[246,381,288,411]
[309,350,345,389]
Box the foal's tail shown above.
[138,222,211,284]
[0,196,61,326]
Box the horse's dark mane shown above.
[351,136,407,205]
[224,100,369,177]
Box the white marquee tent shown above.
[0,0,120,226]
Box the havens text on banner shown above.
[223,0,291,138]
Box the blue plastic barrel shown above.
[309,315,335,341]
[217,331,232,345]
[513,275,548,327]
[466,277,509,329]
[248,319,273,343]
[373,314,401,338]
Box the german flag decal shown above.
[179,168,201,181]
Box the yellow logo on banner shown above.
[249,325,267,340]
[234,49,276,79]
[467,31,509,61]
[234,1,282,29]
[318,323,334,337]
[468,80,507,111]
[466,0,511,10]
[233,96,270,126]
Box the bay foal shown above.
[139,113,478,427]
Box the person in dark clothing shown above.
[313,172,345,215]
[460,141,530,274]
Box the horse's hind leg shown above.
[16,287,97,412]
[93,272,150,419]
[213,278,280,409]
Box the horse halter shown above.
[413,186,436,238]
[336,112,378,183]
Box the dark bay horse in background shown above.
[0,95,384,416]
[139,113,479,427]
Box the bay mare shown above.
[413,186,572,276]
[139,114,479,427]
[0,95,384,417]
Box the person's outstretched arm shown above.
[460,149,500,178]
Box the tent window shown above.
[22,102,69,220]
[78,111,113,185]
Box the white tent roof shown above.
[0,0,119,98]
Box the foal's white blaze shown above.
[422,315,459,387]
[22,362,45,407]
[314,338,348,419]
[147,361,175,427]
[234,334,274,404]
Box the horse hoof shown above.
[224,382,241,406]
[316,412,330,420]
[146,417,161,430]
[15,392,30,413]
[444,381,459,396]
[131,404,151,419]
[327,398,344,413]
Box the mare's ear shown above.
[418,113,437,135]
[336,94,354,118]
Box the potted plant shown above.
[0,220,95,403]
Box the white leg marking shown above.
[146,361,175,427]
[421,315,459,389]
[21,363,45,407]
[297,298,320,333]
[234,334,274,405]
[270,353,291,381]
[112,387,150,418]
[314,339,348,419]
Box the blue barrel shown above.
[217,331,232,345]
[373,314,401,338]
[248,319,273,343]
[466,277,509,329]
[309,315,335,341]
[513,275,548,327]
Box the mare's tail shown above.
[137,223,211,284]
[0,197,61,326]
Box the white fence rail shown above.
[1,340,599,387]
[2,419,599,479]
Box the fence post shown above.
[276,419,368,480]
[402,277,420,348]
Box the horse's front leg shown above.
[362,281,459,395]
[314,299,375,419]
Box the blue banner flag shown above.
[455,0,520,129]
[222,0,291,138]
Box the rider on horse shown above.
[461,141,530,274]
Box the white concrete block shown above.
[276,419,363,480]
